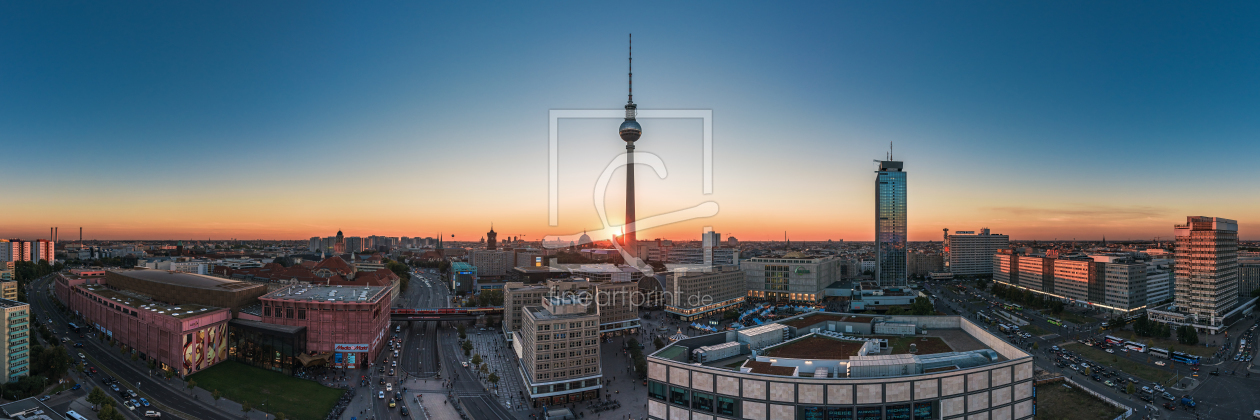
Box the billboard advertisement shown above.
[182,323,228,375]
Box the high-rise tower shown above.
[875,149,907,287]
[487,224,498,250]
[618,34,642,256]
[1173,216,1238,330]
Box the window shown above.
[648,381,666,400]
[669,386,689,406]
[716,396,739,417]
[263,306,271,317]
[297,309,306,320]
[913,402,935,420]
[692,392,714,412]
[286,308,294,319]
[855,406,882,420]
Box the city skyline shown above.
[4,2,1260,241]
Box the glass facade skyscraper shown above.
[876,160,907,287]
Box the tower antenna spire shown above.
[628,33,633,104]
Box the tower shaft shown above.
[626,143,636,254]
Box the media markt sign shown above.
[335,343,369,352]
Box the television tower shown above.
[618,34,642,256]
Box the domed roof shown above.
[578,230,592,245]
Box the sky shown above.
[2,1,1259,242]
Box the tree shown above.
[1082,366,1092,376]
[480,364,489,375]
[164,370,174,380]
[88,386,110,406]
[471,354,483,367]
[458,325,467,340]
[910,297,934,316]
[98,403,124,420]
[187,380,197,393]
[241,401,252,418]
[1032,342,1040,351]
[131,353,139,362]
[1126,382,1135,394]
[461,340,473,357]
[212,389,222,406]
[276,413,287,420]
[886,306,906,316]
[653,337,665,350]
[488,373,500,386]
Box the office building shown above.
[646,312,1035,420]
[875,159,907,287]
[0,241,11,263]
[1094,256,1148,311]
[517,296,603,406]
[450,262,478,293]
[1172,216,1239,329]
[502,277,642,340]
[907,251,944,277]
[1238,258,1260,300]
[993,252,1147,313]
[661,265,747,321]
[469,250,514,278]
[743,254,841,303]
[947,229,1008,276]
[1145,259,1174,305]
[308,237,321,252]
[0,299,30,382]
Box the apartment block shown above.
[0,299,30,382]
[0,282,15,301]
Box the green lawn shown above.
[1034,382,1126,420]
[1022,325,1050,336]
[1108,330,1216,357]
[187,361,344,420]
[1063,344,1179,385]
[1054,311,1098,325]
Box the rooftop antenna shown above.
[890,141,893,160]
[628,33,633,104]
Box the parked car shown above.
[1163,402,1176,411]
[1155,361,1166,366]
[145,411,161,418]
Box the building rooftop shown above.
[0,397,64,420]
[779,313,874,329]
[0,298,28,309]
[653,312,1025,379]
[262,284,390,303]
[82,284,222,319]
[111,268,260,291]
[761,336,867,360]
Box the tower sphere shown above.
[619,120,642,142]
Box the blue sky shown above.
[1,1,1258,240]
